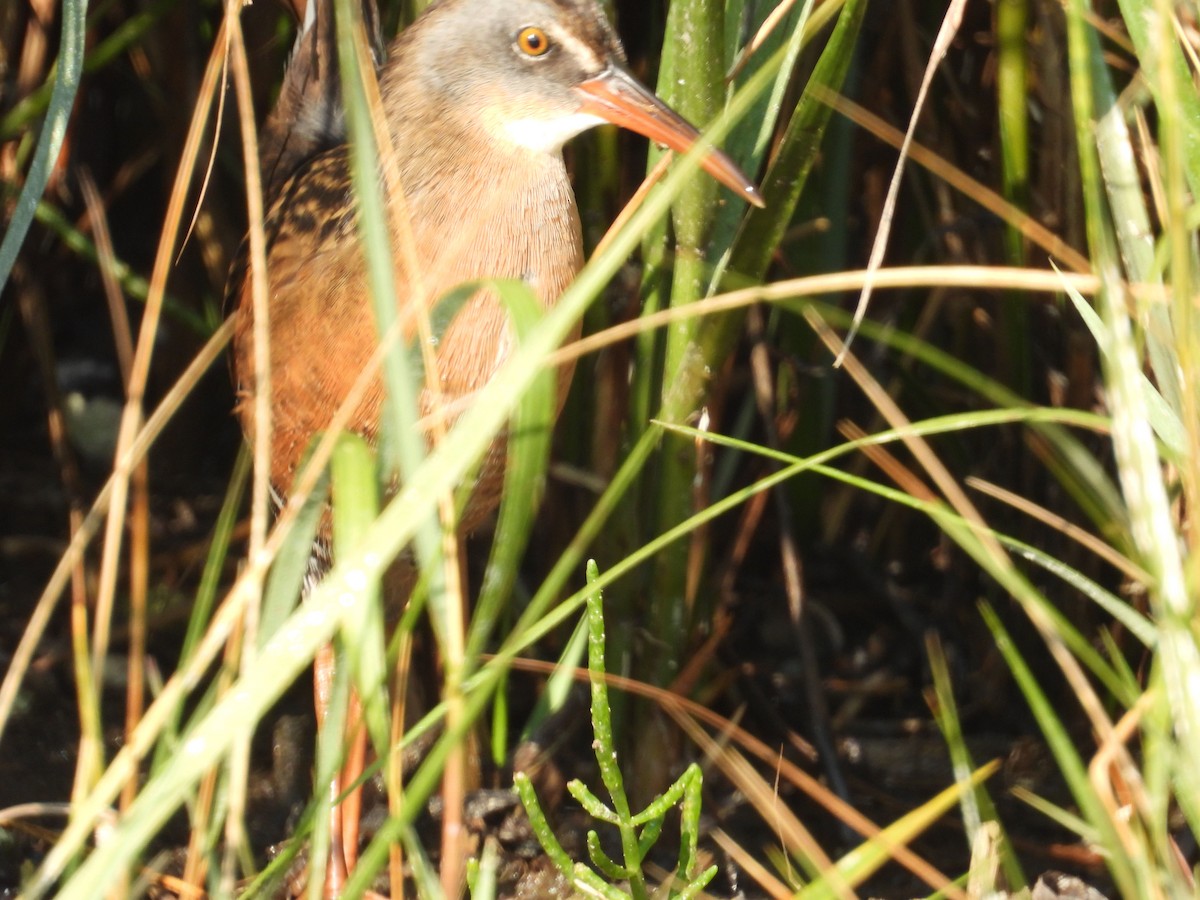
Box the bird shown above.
[229,0,761,891]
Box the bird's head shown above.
[396,0,763,206]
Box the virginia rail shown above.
[231,0,760,890]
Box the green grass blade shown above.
[979,603,1137,895]
[0,0,86,293]
[797,760,1001,900]
[927,635,1025,890]
[724,0,867,286]
[331,433,391,758]
[467,280,555,662]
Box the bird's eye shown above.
[515,26,551,57]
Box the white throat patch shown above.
[499,112,607,152]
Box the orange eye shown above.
[516,26,551,57]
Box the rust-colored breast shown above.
[232,139,583,533]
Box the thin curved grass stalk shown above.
[979,603,1141,896]
[0,0,85,289]
[837,0,966,361]
[927,633,1026,890]
[794,761,1000,899]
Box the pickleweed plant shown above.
[515,561,716,900]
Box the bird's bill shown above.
[576,65,764,208]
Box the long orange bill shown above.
[576,64,765,209]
